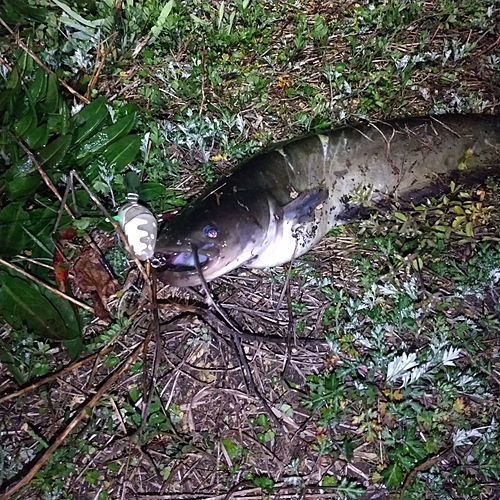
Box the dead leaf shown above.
[73,246,116,320]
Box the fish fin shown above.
[283,188,328,224]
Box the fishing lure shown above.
[117,172,157,261]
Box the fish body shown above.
[153,114,500,286]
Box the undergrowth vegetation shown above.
[309,192,500,496]
[0,0,499,499]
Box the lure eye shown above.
[204,225,218,239]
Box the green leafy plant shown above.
[0,50,144,359]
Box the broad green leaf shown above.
[217,2,224,30]
[36,134,72,168]
[40,72,59,114]
[80,161,100,183]
[24,212,58,281]
[72,96,109,144]
[128,386,141,403]
[59,100,71,136]
[57,16,98,38]
[222,439,244,460]
[68,189,92,214]
[75,112,136,160]
[190,13,209,26]
[23,226,53,259]
[29,206,63,234]
[251,476,274,491]
[43,291,81,338]
[138,182,166,201]
[15,48,32,77]
[25,123,50,149]
[46,112,64,134]
[0,272,68,340]
[45,100,72,137]
[222,439,243,460]
[6,65,20,90]
[404,438,428,461]
[381,462,403,488]
[43,289,83,359]
[0,202,29,256]
[103,135,141,173]
[13,105,38,138]
[64,335,83,360]
[26,67,48,104]
[6,172,42,201]
[120,103,138,116]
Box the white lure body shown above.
[118,199,157,261]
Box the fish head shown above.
[152,186,280,286]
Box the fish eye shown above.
[204,225,218,238]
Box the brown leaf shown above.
[73,246,116,319]
[58,227,78,241]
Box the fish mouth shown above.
[151,243,219,285]
[151,250,209,272]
